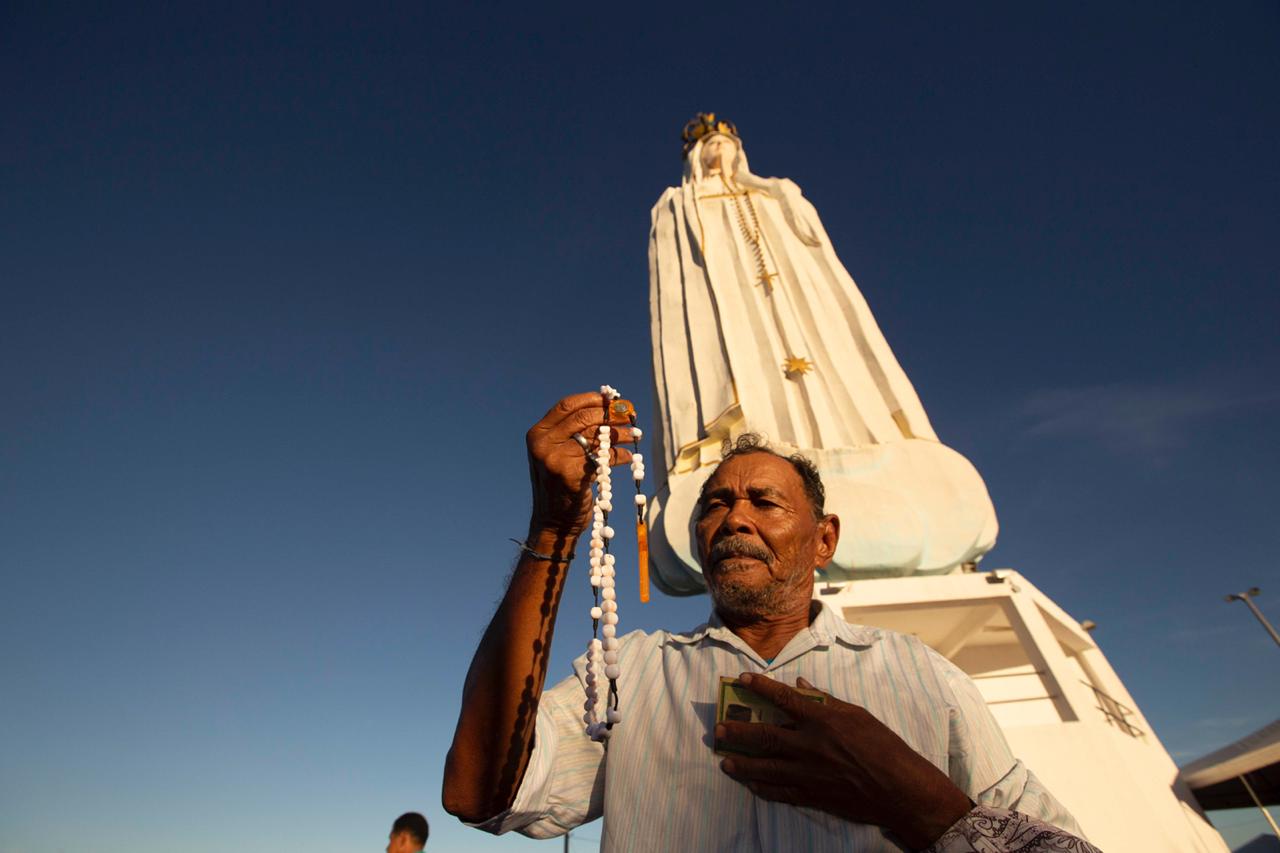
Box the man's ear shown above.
[815,514,840,567]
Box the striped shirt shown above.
[474,602,1083,851]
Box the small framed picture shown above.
[714,676,826,756]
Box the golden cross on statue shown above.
[758,271,779,293]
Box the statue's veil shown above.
[682,135,757,186]
[678,135,804,257]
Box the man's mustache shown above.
[709,536,773,568]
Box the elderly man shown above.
[443,392,1097,852]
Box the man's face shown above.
[694,453,836,620]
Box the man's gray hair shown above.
[698,433,826,519]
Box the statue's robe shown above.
[646,140,999,593]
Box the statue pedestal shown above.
[816,571,1229,852]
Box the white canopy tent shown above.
[1181,719,1280,837]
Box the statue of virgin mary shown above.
[646,113,999,594]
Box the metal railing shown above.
[1082,681,1144,739]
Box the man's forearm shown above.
[442,526,578,824]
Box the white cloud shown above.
[1018,381,1276,455]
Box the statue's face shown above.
[699,133,737,175]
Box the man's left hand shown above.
[715,673,973,850]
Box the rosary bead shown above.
[583,383,638,739]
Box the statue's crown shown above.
[681,112,739,157]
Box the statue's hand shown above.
[715,673,972,850]
[525,391,638,540]
[775,179,823,247]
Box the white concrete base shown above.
[816,570,1229,852]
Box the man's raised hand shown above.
[525,391,638,540]
[715,672,973,851]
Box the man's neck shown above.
[718,600,819,662]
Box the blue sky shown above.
[2,3,1278,851]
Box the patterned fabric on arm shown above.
[925,805,1103,853]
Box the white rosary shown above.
[583,384,647,742]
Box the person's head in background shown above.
[387,812,429,852]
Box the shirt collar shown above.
[668,599,881,651]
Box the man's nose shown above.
[718,499,757,536]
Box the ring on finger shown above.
[572,433,591,452]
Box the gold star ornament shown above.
[783,356,815,379]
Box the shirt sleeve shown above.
[924,804,1103,853]
[930,648,1086,839]
[467,666,606,839]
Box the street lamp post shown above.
[1225,587,1280,648]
